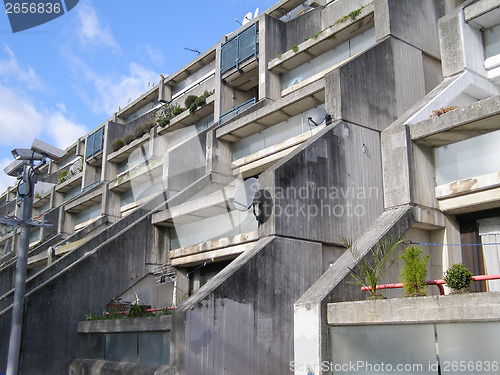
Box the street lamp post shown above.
[3,139,65,375]
[6,161,36,375]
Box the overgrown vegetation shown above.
[399,247,430,297]
[111,139,124,152]
[57,158,83,185]
[444,263,472,293]
[291,44,299,53]
[430,106,459,117]
[341,236,403,299]
[336,5,366,24]
[111,122,155,153]
[85,304,173,321]
[155,103,185,127]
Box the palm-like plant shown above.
[340,236,403,299]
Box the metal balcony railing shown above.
[218,98,256,125]
[220,23,258,76]
[85,127,104,161]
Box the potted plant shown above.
[342,236,403,299]
[399,247,430,296]
[444,263,472,294]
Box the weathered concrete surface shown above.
[69,359,170,375]
[259,120,384,244]
[293,206,414,375]
[328,292,500,325]
[326,38,426,131]
[375,0,445,59]
[0,176,212,375]
[171,236,322,375]
[409,95,500,147]
[78,315,172,334]
[439,5,486,78]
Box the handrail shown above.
[218,97,256,125]
[361,274,500,295]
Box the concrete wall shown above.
[171,236,323,375]
[375,0,446,59]
[165,128,209,194]
[293,206,415,375]
[327,38,426,131]
[0,181,209,374]
[259,121,384,244]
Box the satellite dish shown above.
[254,8,259,18]
[233,178,258,211]
[242,11,253,25]
[306,107,328,126]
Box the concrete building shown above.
[0,0,499,374]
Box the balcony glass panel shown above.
[221,23,258,75]
[85,127,104,160]
[484,24,500,59]
[232,104,325,160]
[437,322,500,368]
[282,28,375,90]
[75,204,101,226]
[170,209,257,249]
[435,129,500,185]
[330,324,437,375]
[63,185,82,202]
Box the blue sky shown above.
[0,0,276,192]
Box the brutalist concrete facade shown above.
[1,0,500,374]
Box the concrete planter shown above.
[327,292,500,325]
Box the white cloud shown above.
[76,3,119,50]
[46,112,87,149]
[0,44,42,90]
[79,61,158,115]
[0,157,17,193]
[0,85,87,151]
[0,85,44,147]
[145,45,165,67]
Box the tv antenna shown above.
[185,47,201,56]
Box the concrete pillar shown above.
[259,15,285,101]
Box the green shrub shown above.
[58,170,67,184]
[172,106,184,116]
[444,264,472,293]
[126,304,152,318]
[189,95,207,115]
[123,133,134,145]
[156,117,169,127]
[111,139,124,152]
[400,247,430,296]
[184,95,198,110]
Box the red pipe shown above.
[361,274,500,295]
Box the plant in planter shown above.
[342,236,403,299]
[184,95,198,110]
[399,246,430,296]
[430,106,459,117]
[111,139,124,152]
[123,133,135,145]
[444,263,472,294]
[58,169,67,185]
[126,303,153,318]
